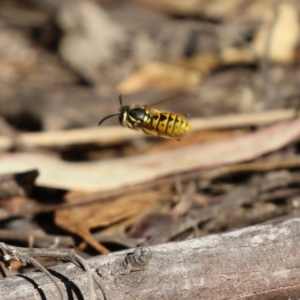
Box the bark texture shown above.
[1,218,300,299]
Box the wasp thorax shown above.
[128,108,147,121]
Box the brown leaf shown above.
[1,119,300,192]
[252,2,299,64]
[55,191,160,253]
[127,212,174,239]
[117,62,201,93]
[117,54,219,93]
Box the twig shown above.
[25,256,66,300]
[0,229,140,249]
[73,252,111,300]
[0,243,66,300]
[0,243,110,300]
[201,157,300,180]
[144,171,298,245]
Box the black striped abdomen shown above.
[151,112,191,136]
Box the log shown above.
[1,218,300,300]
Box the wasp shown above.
[98,95,191,139]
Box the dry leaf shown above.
[117,62,201,93]
[119,1,299,94]
[0,119,300,192]
[134,0,241,18]
[117,53,219,93]
[220,47,256,65]
[252,1,299,63]
[134,0,273,20]
[55,191,159,253]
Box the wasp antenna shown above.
[98,113,120,126]
[119,94,123,107]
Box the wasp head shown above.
[98,95,126,126]
[119,105,130,127]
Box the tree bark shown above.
[1,218,300,300]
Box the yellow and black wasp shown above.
[98,95,191,139]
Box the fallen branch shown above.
[1,218,300,299]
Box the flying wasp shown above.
[98,95,191,139]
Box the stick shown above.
[1,218,300,299]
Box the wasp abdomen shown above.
[152,112,191,136]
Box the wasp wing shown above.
[144,92,190,108]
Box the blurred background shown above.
[0,0,300,274]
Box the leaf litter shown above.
[1,2,300,297]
